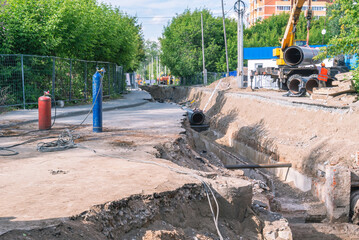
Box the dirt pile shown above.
[207,77,237,90]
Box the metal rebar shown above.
[225,163,292,169]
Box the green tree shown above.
[322,0,359,56]
[244,12,330,47]
[319,0,359,91]
[0,0,144,71]
[160,9,237,78]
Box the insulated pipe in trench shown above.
[284,46,321,67]
[186,109,205,125]
[351,190,359,224]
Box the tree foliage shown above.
[160,9,238,77]
[0,0,144,71]
[322,0,359,56]
[160,9,330,78]
[244,12,330,47]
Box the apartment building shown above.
[248,0,330,26]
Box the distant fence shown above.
[183,71,250,87]
[0,54,125,109]
[182,72,223,86]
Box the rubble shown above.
[310,73,357,104]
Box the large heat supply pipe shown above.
[186,109,205,125]
[305,77,319,95]
[284,46,321,67]
[288,75,310,95]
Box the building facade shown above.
[248,0,330,26]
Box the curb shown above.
[0,101,148,129]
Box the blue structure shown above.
[243,45,357,70]
[345,55,358,70]
[220,45,356,77]
[243,45,327,60]
[92,70,103,133]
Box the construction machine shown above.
[157,72,175,85]
[264,0,348,94]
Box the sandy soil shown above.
[0,101,198,235]
[143,83,359,177]
[0,93,288,240]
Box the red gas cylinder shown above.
[38,95,51,130]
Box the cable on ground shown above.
[0,68,224,239]
[0,136,58,156]
[0,68,104,155]
[77,143,224,240]
[37,129,79,152]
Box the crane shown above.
[273,0,313,66]
[260,0,348,94]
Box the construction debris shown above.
[310,72,357,104]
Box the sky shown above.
[100,0,243,41]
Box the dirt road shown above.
[0,91,197,235]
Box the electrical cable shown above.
[0,68,225,238]
[0,69,104,155]
[76,143,224,240]
[71,69,104,130]
[37,129,79,152]
[0,136,58,156]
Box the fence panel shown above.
[23,55,53,106]
[71,60,86,102]
[0,55,23,107]
[0,54,124,109]
[54,58,71,102]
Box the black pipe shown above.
[186,109,205,125]
[225,163,292,169]
[283,46,320,66]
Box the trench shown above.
[3,86,358,239]
[140,85,359,239]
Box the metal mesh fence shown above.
[0,54,125,109]
[182,72,223,86]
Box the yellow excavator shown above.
[264,0,348,94]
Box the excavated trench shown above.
[3,85,359,239]
[140,84,359,239]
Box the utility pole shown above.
[151,57,154,80]
[201,12,207,85]
[221,0,229,76]
[156,56,158,80]
[235,0,245,88]
[239,1,244,87]
[237,0,240,87]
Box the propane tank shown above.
[38,91,51,130]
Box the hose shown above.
[77,143,224,240]
[37,129,79,152]
[0,69,104,155]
